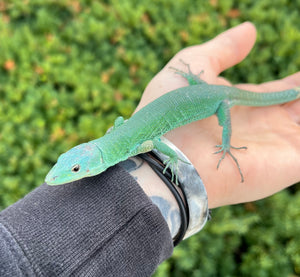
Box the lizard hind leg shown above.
[169,59,206,85]
[215,100,247,182]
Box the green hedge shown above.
[0,0,299,276]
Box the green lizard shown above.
[45,65,300,185]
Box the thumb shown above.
[168,22,257,79]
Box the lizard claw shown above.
[214,144,247,182]
[163,158,179,184]
[169,60,206,85]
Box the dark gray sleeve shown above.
[0,165,173,276]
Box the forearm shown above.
[0,166,173,276]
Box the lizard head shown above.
[45,142,107,185]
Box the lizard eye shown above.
[71,164,80,173]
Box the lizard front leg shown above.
[214,100,247,182]
[170,60,207,85]
[153,139,181,184]
[106,116,126,134]
[131,139,182,184]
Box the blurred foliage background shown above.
[0,0,300,276]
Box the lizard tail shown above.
[231,87,300,107]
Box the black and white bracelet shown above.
[139,136,209,246]
[139,151,188,246]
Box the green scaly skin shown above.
[45,65,300,185]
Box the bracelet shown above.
[139,152,188,246]
[140,137,209,243]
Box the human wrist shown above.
[164,131,223,209]
[119,136,209,243]
[119,156,181,239]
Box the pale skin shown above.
[133,22,300,210]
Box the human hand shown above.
[135,22,300,209]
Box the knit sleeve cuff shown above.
[0,165,173,276]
